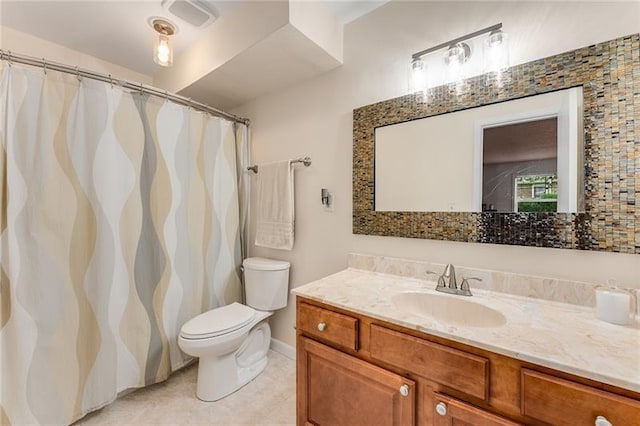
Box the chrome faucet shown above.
[426,264,481,297]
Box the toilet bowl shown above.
[178,303,273,401]
[178,257,290,401]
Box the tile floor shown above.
[75,350,296,425]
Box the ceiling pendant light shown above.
[152,19,176,67]
[483,29,509,73]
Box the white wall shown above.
[0,26,152,84]
[233,1,640,347]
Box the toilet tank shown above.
[243,257,290,311]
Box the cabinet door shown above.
[298,336,415,426]
[432,393,522,426]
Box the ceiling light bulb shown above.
[152,19,175,67]
[157,39,171,63]
[483,30,509,73]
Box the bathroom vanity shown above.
[293,266,640,426]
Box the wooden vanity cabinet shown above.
[298,336,415,426]
[296,298,640,426]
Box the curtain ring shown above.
[164,90,169,103]
[139,82,144,95]
[75,66,81,82]
[42,58,47,75]
[109,74,113,88]
[187,97,192,110]
[7,51,12,67]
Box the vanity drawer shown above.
[297,303,358,351]
[432,393,523,426]
[521,369,640,426]
[369,324,489,401]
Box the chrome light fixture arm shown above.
[411,23,502,61]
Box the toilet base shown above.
[195,321,271,401]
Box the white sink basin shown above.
[392,292,507,328]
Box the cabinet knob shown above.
[595,416,612,426]
[317,322,326,331]
[435,402,447,416]
[399,384,409,396]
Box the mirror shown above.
[374,87,584,213]
[353,33,638,253]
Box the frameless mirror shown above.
[374,87,584,213]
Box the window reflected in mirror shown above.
[514,175,558,212]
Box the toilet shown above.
[178,257,290,401]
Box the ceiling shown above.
[0,0,241,76]
[178,23,343,109]
[0,0,388,77]
[483,118,558,165]
[324,0,389,24]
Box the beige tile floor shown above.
[75,351,296,425]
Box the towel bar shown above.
[247,157,311,174]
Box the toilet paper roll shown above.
[596,288,631,325]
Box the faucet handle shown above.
[459,277,482,296]
[461,277,482,286]
[426,270,447,289]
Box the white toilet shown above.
[178,257,290,401]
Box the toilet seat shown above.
[180,303,256,340]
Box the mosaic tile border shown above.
[353,34,639,253]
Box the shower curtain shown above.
[0,63,248,425]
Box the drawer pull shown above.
[595,416,612,426]
[317,322,326,331]
[435,402,447,416]
[399,384,409,396]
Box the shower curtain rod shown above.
[0,49,250,126]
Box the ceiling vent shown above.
[161,0,217,28]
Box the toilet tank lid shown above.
[243,257,290,271]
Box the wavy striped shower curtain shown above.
[0,63,248,425]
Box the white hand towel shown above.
[255,160,295,250]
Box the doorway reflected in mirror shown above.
[482,117,558,213]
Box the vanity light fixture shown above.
[151,18,176,67]
[410,23,508,91]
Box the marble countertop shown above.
[292,268,640,393]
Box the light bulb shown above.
[157,41,170,63]
[154,33,173,67]
[443,44,468,84]
[483,30,509,73]
[410,58,427,92]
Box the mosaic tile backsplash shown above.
[353,34,639,253]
